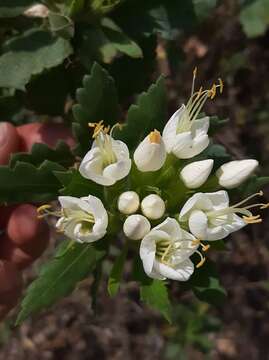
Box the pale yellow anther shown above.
[201,244,210,252]
[193,67,197,78]
[218,78,224,93]
[243,216,263,224]
[260,203,269,209]
[210,84,217,99]
[196,257,206,268]
[149,129,161,144]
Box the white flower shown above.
[163,75,223,159]
[216,159,259,189]
[123,214,151,240]
[178,190,262,241]
[134,130,166,172]
[180,159,214,189]
[118,191,140,215]
[141,194,165,220]
[140,217,199,281]
[79,127,131,186]
[56,195,108,243]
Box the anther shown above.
[260,203,269,209]
[201,243,210,252]
[218,78,224,93]
[149,129,161,144]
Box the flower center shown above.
[206,191,269,224]
[37,205,95,235]
[89,121,118,168]
[156,239,174,265]
[176,68,223,134]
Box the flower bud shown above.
[123,215,151,240]
[134,130,166,172]
[180,159,214,189]
[141,194,165,220]
[118,191,140,215]
[216,159,259,189]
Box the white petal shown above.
[123,214,151,240]
[179,193,204,220]
[153,258,194,281]
[162,105,185,153]
[205,190,229,210]
[141,194,165,220]
[177,133,209,159]
[191,117,210,136]
[171,131,193,158]
[188,209,208,239]
[140,230,159,274]
[103,159,131,183]
[153,217,181,241]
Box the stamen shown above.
[191,67,197,97]
[261,203,269,209]
[195,250,206,268]
[192,239,200,246]
[210,84,216,99]
[110,122,124,137]
[88,120,110,138]
[149,129,161,144]
[232,191,263,208]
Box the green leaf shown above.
[54,169,103,199]
[0,161,64,204]
[0,29,73,90]
[16,239,108,324]
[208,115,229,136]
[48,12,75,39]
[188,260,227,306]
[140,279,172,323]
[133,255,172,322]
[10,141,75,168]
[78,26,118,66]
[0,0,36,17]
[114,76,167,151]
[72,62,119,155]
[193,0,217,20]
[108,244,128,296]
[239,0,269,38]
[102,18,143,59]
[242,175,269,196]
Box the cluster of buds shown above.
[38,71,268,283]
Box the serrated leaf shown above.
[114,76,167,151]
[0,160,64,204]
[239,0,269,38]
[72,62,119,155]
[188,260,227,306]
[16,239,108,324]
[10,141,75,168]
[108,244,128,296]
[102,18,143,58]
[0,0,36,17]
[0,29,73,90]
[54,169,103,199]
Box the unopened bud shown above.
[216,159,259,189]
[180,159,214,189]
[123,215,151,240]
[134,130,166,172]
[118,191,140,215]
[141,194,165,220]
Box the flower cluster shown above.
[38,73,268,284]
